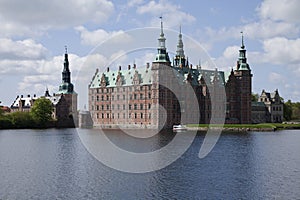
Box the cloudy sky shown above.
[0,0,299,108]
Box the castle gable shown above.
[89,65,152,88]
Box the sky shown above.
[0,0,299,109]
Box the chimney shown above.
[21,95,23,98]
[119,66,121,71]
[34,94,36,97]
[133,64,136,69]
[146,62,150,69]
[107,67,109,72]
[128,65,131,70]
[27,94,30,97]
[190,64,192,69]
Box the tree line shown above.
[283,100,300,121]
[0,98,54,129]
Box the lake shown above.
[0,128,299,199]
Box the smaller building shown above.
[9,48,78,127]
[251,89,284,123]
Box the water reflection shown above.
[0,129,299,199]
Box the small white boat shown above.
[173,125,187,131]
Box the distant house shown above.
[251,89,284,123]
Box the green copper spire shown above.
[174,25,186,67]
[237,31,250,71]
[58,46,75,94]
[154,16,170,63]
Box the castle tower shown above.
[151,17,174,129]
[56,46,78,127]
[233,32,252,123]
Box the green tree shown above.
[9,111,34,128]
[30,97,53,126]
[292,102,300,120]
[252,93,259,102]
[284,100,293,121]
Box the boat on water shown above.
[173,125,187,131]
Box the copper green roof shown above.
[89,65,227,88]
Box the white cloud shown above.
[0,59,38,74]
[0,38,48,60]
[202,19,298,44]
[75,26,132,46]
[136,0,196,27]
[268,72,285,83]
[262,37,300,65]
[243,20,298,39]
[213,46,239,71]
[127,0,144,8]
[258,0,300,24]
[0,0,114,37]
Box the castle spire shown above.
[237,32,250,71]
[154,16,170,63]
[240,31,245,49]
[176,25,185,57]
[58,46,74,94]
[174,25,186,67]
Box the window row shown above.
[91,93,152,101]
[96,112,151,119]
[92,104,152,111]
[92,85,152,94]
[272,106,282,111]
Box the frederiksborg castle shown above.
[88,21,284,129]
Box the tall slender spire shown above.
[237,31,250,71]
[240,31,245,49]
[59,46,75,94]
[158,16,166,49]
[160,16,164,38]
[176,25,185,57]
[154,16,170,63]
[174,25,186,67]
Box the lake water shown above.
[0,128,299,199]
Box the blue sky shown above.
[0,0,299,109]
